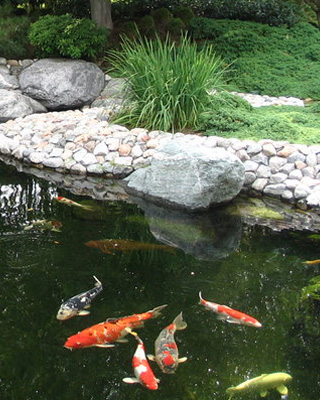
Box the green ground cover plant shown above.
[190,18,320,99]
[199,92,320,145]
[107,33,227,132]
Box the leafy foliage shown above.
[28,14,108,60]
[190,19,320,99]
[0,15,31,58]
[107,32,227,132]
[199,92,320,145]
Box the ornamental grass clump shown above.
[107,33,227,132]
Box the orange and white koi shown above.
[123,332,160,390]
[199,292,262,328]
[55,196,94,211]
[63,304,167,350]
[148,312,187,374]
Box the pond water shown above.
[1,160,320,400]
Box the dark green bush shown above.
[121,21,139,39]
[166,17,185,36]
[0,15,31,58]
[151,7,172,26]
[28,14,108,60]
[192,0,301,27]
[173,6,195,26]
[138,15,155,37]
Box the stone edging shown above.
[0,107,320,211]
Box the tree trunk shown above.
[90,0,113,30]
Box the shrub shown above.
[192,0,301,27]
[151,7,172,26]
[138,15,155,37]
[166,17,185,36]
[173,6,195,27]
[107,32,227,132]
[28,14,108,60]
[0,16,31,59]
[121,21,139,39]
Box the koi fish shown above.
[123,332,160,390]
[55,196,94,211]
[226,372,292,399]
[24,219,62,232]
[199,292,262,328]
[56,276,103,321]
[148,312,187,374]
[64,304,167,350]
[302,259,320,265]
[85,239,175,255]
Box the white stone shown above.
[262,143,276,156]
[256,165,271,178]
[269,156,287,173]
[252,178,268,191]
[288,169,303,180]
[264,183,286,196]
[294,183,311,199]
[243,160,259,172]
[94,142,109,156]
[285,179,300,190]
[81,153,97,166]
[73,148,87,162]
[29,151,46,163]
[43,157,63,168]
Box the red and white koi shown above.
[64,304,167,349]
[148,312,187,374]
[55,196,94,211]
[199,292,262,328]
[123,333,160,390]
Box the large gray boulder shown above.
[124,141,245,211]
[19,58,105,110]
[0,89,47,122]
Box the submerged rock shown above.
[124,141,245,211]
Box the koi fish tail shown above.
[199,291,205,305]
[226,387,235,398]
[126,329,143,344]
[80,204,95,212]
[173,312,187,330]
[148,304,168,319]
[93,275,102,287]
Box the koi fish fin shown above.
[173,312,187,330]
[94,344,115,348]
[225,318,239,324]
[84,305,91,309]
[276,385,288,395]
[147,354,156,362]
[123,377,140,384]
[77,310,90,316]
[148,304,168,318]
[260,391,268,397]
[178,357,187,363]
[216,314,227,321]
[93,275,102,287]
[116,338,129,343]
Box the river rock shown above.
[124,141,245,211]
[19,58,105,110]
[0,89,47,122]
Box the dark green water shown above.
[1,161,320,400]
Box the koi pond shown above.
[1,159,320,400]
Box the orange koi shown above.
[302,259,320,265]
[199,292,262,328]
[55,196,94,211]
[64,304,167,350]
[85,238,175,254]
